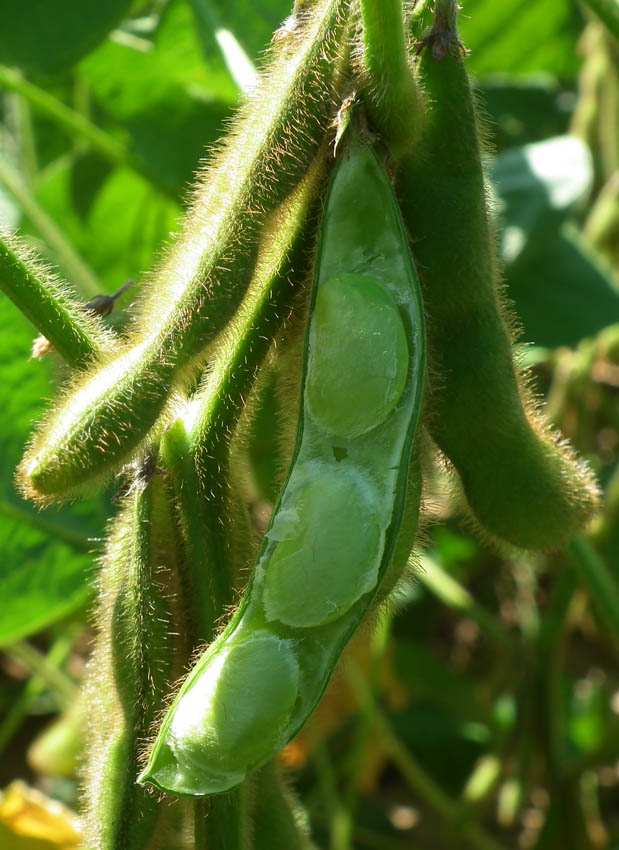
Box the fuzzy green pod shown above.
[82,463,182,850]
[139,134,426,797]
[18,0,352,504]
[396,2,599,550]
[0,229,112,367]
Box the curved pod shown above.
[396,6,599,550]
[139,137,426,797]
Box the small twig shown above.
[346,663,508,850]
[4,639,77,708]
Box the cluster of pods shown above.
[2,0,599,846]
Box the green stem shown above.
[0,66,171,195]
[411,0,433,19]
[569,534,619,644]
[0,67,126,164]
[343,613,392,833]
[252,760,315,850]
[359,0,421,156]
[4,91,38,184]
[434,0,459,32]
[4,639,77,707]
[194,792,249,850]
[419,554,514,650]
[0,231,109,366]
[308,721,352,850]
[0,630,76,756]
[581,0,619,41]
[0,158,101,299]
[346,664,506,850]
[537,572,576,782]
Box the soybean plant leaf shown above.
[460,0,583,79]
[0,0,133,76]
[490,134,619,348]
[27,160,181,294]
[390,706,489,795]
[394,640,485,723]
[0,299,107,647]
[79,0,236,196]
[207,0,292,60]
[492,135,593,268]
[477,77,571,151]
[505,223,619,348]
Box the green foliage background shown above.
[0,1,618,848]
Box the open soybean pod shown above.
[82,459,184,850]
[396,0,599,551]
[18,0,353,505]
[138,129,426,797]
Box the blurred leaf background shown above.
[0,1,618,848]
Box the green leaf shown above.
[208,0,292,60]
[477,76,571,151]
[27,160,181,295]
[394,640,485,723]
[489,135,619,347]
[0,0,133,76]
[460,0,583,79]
[505,224,619,348]
[78,0,236,196]
[0,299,107,647]
[492,135,593,268]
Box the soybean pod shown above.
[82,459,183,850]
[0,229,112,368]
[396,0,599,550]
[139,129,426,797]
[18,0,352,504]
